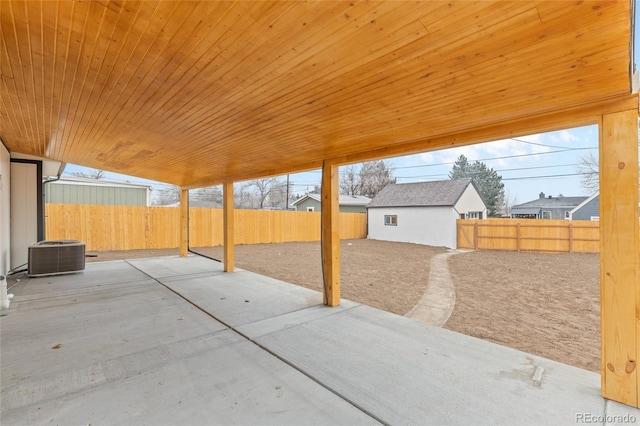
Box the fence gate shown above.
[457,221,476,249]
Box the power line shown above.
[389,147,596,171]
[508,137,591,150]
[395,163,582,180]
[502,172,595,181]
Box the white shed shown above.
[367,179,487,249]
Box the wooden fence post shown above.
[473,222,478,249]
[569,222,573,253]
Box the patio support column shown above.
[179,188,189,257]
[599,109,640,407]
[321,160,340,306]
[223,181,234,272]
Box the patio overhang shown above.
[0,1,636,187]
[1,0,639,409]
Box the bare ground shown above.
[446,250,600,372]
[87,241,600,371]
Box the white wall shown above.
[10,162,39,270]
[0,145,10,276]
[454,185,488,218]
[368,206,458,248]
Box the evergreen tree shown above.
[449,154,505,216]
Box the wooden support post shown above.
[321,160,340,306]
[179,188,189,257]
[599,109,640,407]
[223,181,234,272]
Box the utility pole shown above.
[285,174,290,210]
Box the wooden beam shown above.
[599,109,640,407]
[321,160,340,306]
[223,181,235,272]
[179,188,189,257]
[180,94,639,190]
[326,94,639,166]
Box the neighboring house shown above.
[366,178,486,249]
[292,194,371,213]
[510,192,588,220]
[45,177,152,206]
[569,191,640,220]
[569,192,600,220]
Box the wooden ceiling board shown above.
[0,0,636,187]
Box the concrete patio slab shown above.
[127,255,227,279]
[127,254,326,329]
[2,255,639,425]
[3,329,377,426]
[255,303,605,425]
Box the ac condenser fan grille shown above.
[28,240,85,277]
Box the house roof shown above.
[49,177,152,190]
[0,1,636,188]
[570,192,600,215]
[511,195,588,211]
[292,194,371,207]
[367,179,481,208]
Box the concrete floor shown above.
[2,255,638,425]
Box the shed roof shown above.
[367,179,479,208]
[0,1,637,187]
[49,177,152,190]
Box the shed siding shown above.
[454,185,488,218]
[294,197,367,213]
[339,204,367,213]
[45,183,148,206]
[294,197,321,212]
[367,206,457,248]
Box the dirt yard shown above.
[446,250,600,372]
[88,241,600,372]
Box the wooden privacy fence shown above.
[45,204,367,251]
[457,218,607,253]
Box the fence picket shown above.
[45,204,366,251]
[457,218,608,253]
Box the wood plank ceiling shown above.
[0,1,635,187]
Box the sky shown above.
[64,10,638,207]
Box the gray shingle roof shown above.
[367,179,477,208]
[511,195,588,210]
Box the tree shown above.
[449,154,505,217]
[339,164,361,196]
[193,186,222,207]
[501,189,518,217]
[153,184,180,205]
[244,177,285,209]
[359,160,395,197]
[575,152,600,194]
[70,169,105,179]
[339,160,395,198]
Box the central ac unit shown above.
[28,240,86,277]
